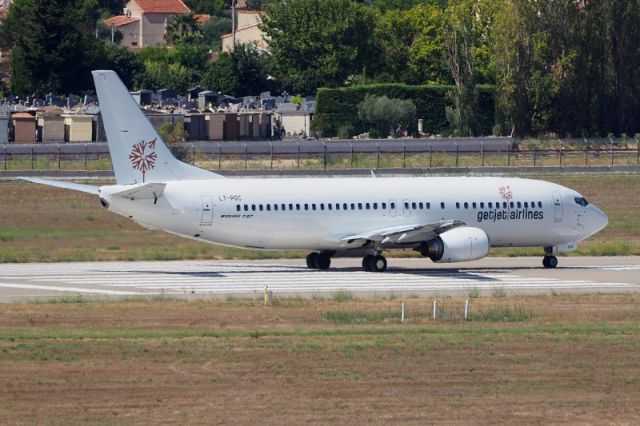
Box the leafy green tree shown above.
[184,0,225,15]
[375,3,448,85]
[0,0,103,95]
[202,15,232,48]
[139,60,191,92]
[357,94,416,138]
[164,14,203,45]
[201,44,271,95]
[261,0,378,94]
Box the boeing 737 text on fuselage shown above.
[21,71,608,272]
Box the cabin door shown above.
[552,191,563,223]
[200,195,214,226]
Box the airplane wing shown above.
[111,183,166,201]
[19,177,99,195]
[341,219,465,245]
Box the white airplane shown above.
[21,70,608,272]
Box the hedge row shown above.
[312,83,496,137]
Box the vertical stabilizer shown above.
[92,70,224,184]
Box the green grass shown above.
[323,310,401,324]
[468,305,533,322]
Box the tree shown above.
[184,0,225,15]
[357,94,416,138]
[201,44,271,95]
[202,15,232,48]
[0,0,104,95]
[375,3,448,85]
[261,0,379,94]
[164,14,203,45]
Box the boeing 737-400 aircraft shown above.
[21,71,608,272]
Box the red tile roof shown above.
[104,15,139,27]
[131,0,190,14]
[194,14,210,25]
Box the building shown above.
[221,10,267,53]
[104,0,190,49]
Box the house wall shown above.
[142,13,172,47]
[221,25,266,53]
[278,112,313,137]
[118,22,140,48]
[237,11,261,28]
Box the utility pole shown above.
[231,0,236,52]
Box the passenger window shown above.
[244,205,249,211]
[281,204,286,210]
[404,202,409,209]
[480,202,484,209]
[296,204,300,211]
[503,202,508,209]
[366,203,370,210]
[509,202,514,209]
[259,205,264,211]
[411,202,417,209]
[274,204,278,211]
[312,204,316,211]
[427,202,431,209]
[524,202,528,208]
[236,205,240,211]
[373,202,378,209]
[456,202,460,209]
[304,204,309,210]
[320,204,324,211]
[358,203,363,210]
[488,202,492,209]
[252,204,256,211]
[328,204,332,210]
[343,203,348,210]
[517,202,521,208]
[441,202,445,209]
[289,203,293,210]
[418,202,423,209]
[336,203,340,210]
[472,202,477,209]
[538,201,542,208]
[464,202,469,209]
[266,205,271,211]
[382,202,387,209]
[391,202,396,209]
[351,203,355,210]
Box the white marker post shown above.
[401,302,406,323]
[464,299,469,320]
[432,300,437,319]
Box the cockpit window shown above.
[574,197,589,207]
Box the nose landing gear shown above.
[543,255,558,268]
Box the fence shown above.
[1,137,639,172]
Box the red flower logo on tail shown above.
[129,139,157,182]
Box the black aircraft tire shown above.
[315,253,331,270]
[306,252,318,269]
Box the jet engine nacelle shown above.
[421,227,489,263]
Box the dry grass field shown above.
[1,294,640,424]
[1,173,639,262]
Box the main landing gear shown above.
[542,255,558,268]
[362,253,387,272]
[306,252,332,270]
[305,251,388,272]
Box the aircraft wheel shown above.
[543,255,558,269]
[362,254,374,271]
[368,255,387,273]
[315,252,331,270]
[306,252,318,269]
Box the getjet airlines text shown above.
[477,208,544,223]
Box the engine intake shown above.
[419,227,489,263]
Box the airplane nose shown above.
[588,205,608,234]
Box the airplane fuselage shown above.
[101,176,607,253]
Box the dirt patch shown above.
[1,294,639,423]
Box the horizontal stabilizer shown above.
[111,183,166,201]
[19,177,99,195]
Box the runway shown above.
[1,257,640,302]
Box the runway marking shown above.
[1,260,638,297]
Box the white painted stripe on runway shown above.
[0,283,142,295]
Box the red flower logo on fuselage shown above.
[129,139,157,182]
[498,185,513,201]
